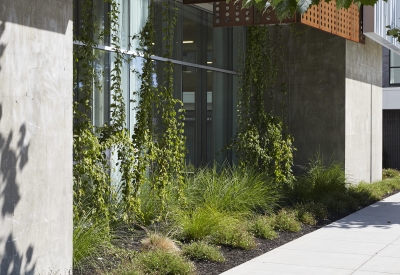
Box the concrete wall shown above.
[345,37,382,183]
[269,26,346,173]
[0,0,73,274]
[269,27,382,183]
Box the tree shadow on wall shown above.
[0,235,35,275]
[0,103,36,274]
[0,21,6,72]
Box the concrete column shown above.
[345,37,382,183]
[0,0,73,274]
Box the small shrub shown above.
[382,168,400,179]
[211,224,256,250]
[182,241,225,262]
[176,207,256,250]
[294,206,317,226]
[249,217,278,240]
[141,233,180,253]
[270,209,302,232]
[298,202,327,220]
[134,250,195,275]
[176,207,224,241]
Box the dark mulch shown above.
[194,191,400,275]
[194,224,319,275]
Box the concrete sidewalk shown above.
[221,192,400,275]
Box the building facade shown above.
[74,0,242,167]
[1,0,400,273]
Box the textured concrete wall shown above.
[269,27,382,182]
[382,47,390,88]
[345,38,382,183]
[0,0,73,274]
[269,26,346,173]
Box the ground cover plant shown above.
[73,164,400,275]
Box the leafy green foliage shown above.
[233,25,294,184]
[182,241,225,262]
[387,27,400,43]
[131,0,186,222]
[270,209,302,232]
[249,216,279,239]
[134,250,195,275]
[73,0,112,220]
[382,168,400,179]
[175,207,256,250]
[294,206,317,225]
[210,218,257,250]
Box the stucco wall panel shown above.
[0,0,73,274]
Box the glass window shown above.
[74,0,239,167]
[93,50,110,127]
[390,51,400,85]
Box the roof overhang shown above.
[363,1,400,54]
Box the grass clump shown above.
[175,207,256,250]
[182,241,225,262]
[270,209,302,232]
[141,233,180,253]
[176,207,225,241]
[184,165,279,215]
[73,212,111,269]
[249,216,278,240]
[291,155,346,204]
[134,250,195,275]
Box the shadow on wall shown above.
[0,1,70,34]
[0,235,35,275]
[0,21,6,72]
[0,104,36,274]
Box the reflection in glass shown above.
[390,68,400,85]
[390,51,400,67]
[93,50,110,127]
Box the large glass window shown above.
[74,0,240,167]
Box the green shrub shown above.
[294,206,317,225]
[73,212,111,269]
[184,165,279,215]
[297,202,327,220]
[182,241,225,262]
[249,216,278,239]
[134,250,195,275]
[319,191,359,214]
[382,168,400,179]
[270,209,302,232]
[175,207,256,250]
[289,154,346,204]
[211,223,256,250]
[176,207,225,241]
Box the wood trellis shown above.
[183,0,365,43]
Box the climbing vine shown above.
[73,0,111,220]
[233,25,295,183]
[132,0,186,219]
